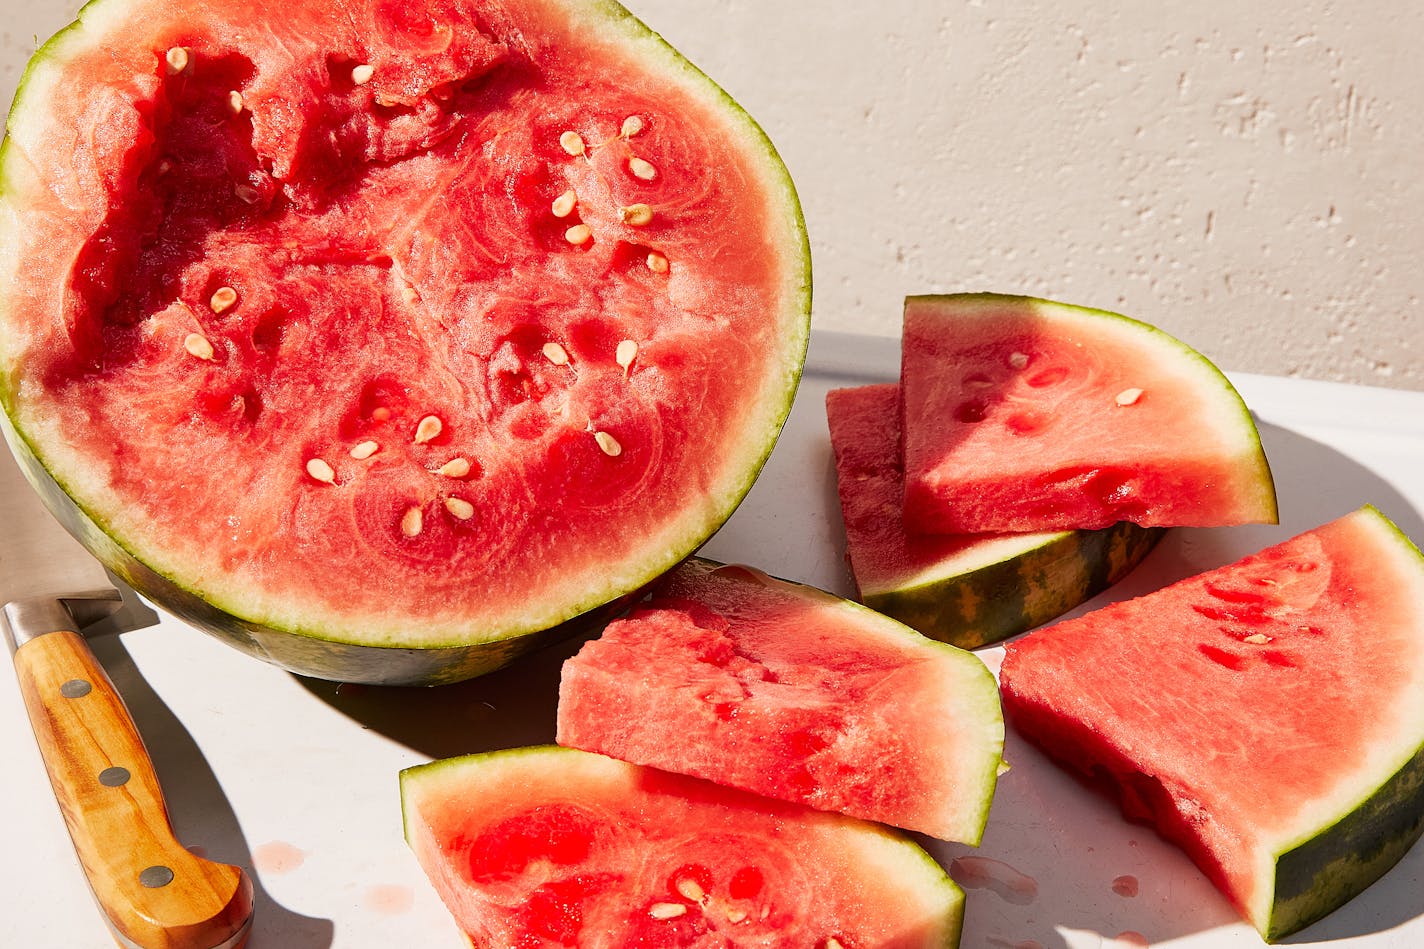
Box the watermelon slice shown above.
[826,383,1164,648]
[556,557,1004,843]
[900,293,1277,534]
[999,506,1424,940]
[0,0,809,683]
[401,746,965,948]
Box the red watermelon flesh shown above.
[900,294,1277,534]
[999,506,1424,940]
[0,0,808,665]
[401,746,965,948]
[556,558,1004,844]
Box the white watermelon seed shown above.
[414,415,443,444]
[349,440,379,460]
[226,90,244,114]
[594,431,622,456]
[543,342,570,365]
[559,130,586,156]
[616,339,638,372]
[628,157,657,181]
[400,505,424,537]
[619,204,654,226]
[401,284,421,305]
[444,497,475,520]
[646,251,670,273]
[620,115,645,137]
[209,286,239,313]
[1008,351,1029,369]
[439,457,472,478]
[1115,387,1145,406]
[156,158,173,176]
[305,458,336,484]
[1243,633,1272,644]
[234,183,261,204]
[824,939,845,949]
[183,332,215,361]
[165,47,190,75]
[725,907,748,923]
[565,223,592,246]
[551,189,577,218]
[372,407,393,422]
[648,903,686,920]
[674,877,705,902]
[351,63,375,85]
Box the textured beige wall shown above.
[5,0,1420,389]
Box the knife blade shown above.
[1,436,253,949]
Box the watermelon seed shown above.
[439,457,472,478]
[164,47,190,75]
[674,877,706,903]
[444,497,475,520]
[594,431,622,456]
[1243,633,1273,644]
[543,342,570,365]
[1115,387,1145,406]
[628,157,658,181]
[372,407,393,422]
[823,939,845,949]
[648,903,687,920]
[620,115,645,137]
[349,440,379,460]
[401,284,421,306]
[305,458,336,484]
[414,415,443,444]
[209,287,239,314]
[351,64,375,86]
[619,204,654,226]
[400,506,424,537]
[616,339,638,373]
[226,90,244,115]
[564,224,593,246]
[646,251,670,273]
[234,184,261,204]
[1008,351,1029,369]
[559,131,586,157]
[183,332,215,361]
[724,907,748,923]
[552,189,577,218]
[156,159,173,176]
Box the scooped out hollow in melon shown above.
[401,745,965,948]
[826,383,1164,648]
[999,506,1424,941]
[556,557,1005,843]
[900,293,1277,534]
[0,0,810,683]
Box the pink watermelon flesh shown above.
[0,0,807,649]
[556,558,1004,843]
[999,506,1424,938]
[900,294,1277,534]
[401,746,965,948]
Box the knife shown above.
[1,443,253,949]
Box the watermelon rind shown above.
[400,745,965,947]
[0,0,810,684]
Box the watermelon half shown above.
[556,558,1005,844]
[401,745,965,947]
[900,293,1277,534]
[826,382,1164,648]
[999,506,1424,940]
[0,0,810,683]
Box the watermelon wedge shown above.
[0,0,809,683]
[900,293,1277,534]
[401,746,965,948]
[826,383,1164,648]
[999,506,1424,940]
[556,558,1005,843]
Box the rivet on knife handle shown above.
[12,628,253,949]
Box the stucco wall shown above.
[4,0,1419,389]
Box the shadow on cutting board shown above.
[93,634,335,949]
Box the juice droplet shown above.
[1114,932,1150,948]
[1111,874,1139,897]
[253,840,306,875]
[949,856,1038,905]
[364,884,415,915]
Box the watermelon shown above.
[998,506,1424,941]
[826,383,1164,648]
[556,557,1004,844]
[0,0,810,683]
[401,745,965,948]
[899,293,1277,534]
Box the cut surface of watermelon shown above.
[400,746,965,948]
[826,383,1163,647]
[0,0,809,682]
[900,293,1276,534]
[556,557,1004,843]
[999,506,1424,940]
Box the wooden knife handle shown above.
[13,629,253,949]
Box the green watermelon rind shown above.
[860,522,1166,650]
[400,745,965,948]
[0,0,811,684]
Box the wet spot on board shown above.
[948,856,1038,905]
[1112,874,1140,897]
[364,883,415,915]
[253,840,306,875]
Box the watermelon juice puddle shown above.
[948,855,1039,905]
